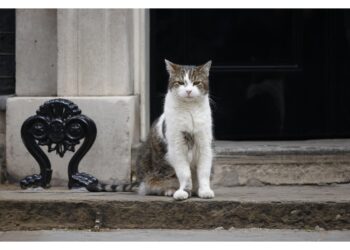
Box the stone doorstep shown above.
[211,140,350,186]
[132,139,350,187]
[212,153,350,186]
[0,184,350,231]
[213,139,350,156]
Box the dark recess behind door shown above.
[0,9,15,95]
[150,9,350,140]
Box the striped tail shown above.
[86,182,139,192]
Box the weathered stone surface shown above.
[130,140,350,187]
[16,9,57,96]
[57,9,134,96]
[0,185,350,231]
[214,140,350,155]
[6,96,139,186]
[0,144,5,184]
[213,140,350,186]
[3,229,350,241]
[0,111,5,147]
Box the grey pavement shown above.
[1,229,350,241]
[2,184,350,203]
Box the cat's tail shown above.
[86,181,139,192]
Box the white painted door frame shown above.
[133,9,150,141]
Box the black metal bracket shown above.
[20,98,98,189]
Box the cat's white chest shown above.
[181,108,210,132]
[164,94,211,135]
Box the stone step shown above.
[1,184,350,231]
[212,139,350,186]
[2,229,350,241]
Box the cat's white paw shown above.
[198,188,215,199]
[164,189,176,197]
[173,189,189,200]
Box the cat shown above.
[87,59,214,201]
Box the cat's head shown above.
[165,59,212,101]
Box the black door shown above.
[0,9,15,95]
[150,9,350,140]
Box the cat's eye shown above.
[176,81,185,85]
[193,81,201,86]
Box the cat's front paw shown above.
[198,188,215,199]
[173,189,189,200]
[164,189,176,197]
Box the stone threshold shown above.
[0,184,350,231]
[212,139,350,186]
[214,139,350,156]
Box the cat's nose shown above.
[186,90,192,95]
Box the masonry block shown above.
[6,96,139,186]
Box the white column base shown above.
[6,96,139,186]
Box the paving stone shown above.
[0,184,349,231]
[2,228,350,241]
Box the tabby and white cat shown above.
[87,60,214,200]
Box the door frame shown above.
[133,9,150,141]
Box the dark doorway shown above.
[0,9,15,95]
[150,9,350,140]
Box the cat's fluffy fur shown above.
[87,60,214,201]
[136,60,214,200]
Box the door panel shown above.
[0,9,15,95]
[150,9,350,140]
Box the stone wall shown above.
[6,97,138,186]
[4,9,142,185]
[16,9,57,96]
[0,110,5,183]
[57,9,134,96]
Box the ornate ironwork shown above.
[20,98,98,189]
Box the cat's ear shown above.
[198,60,212,76]
[165,59,179,75]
